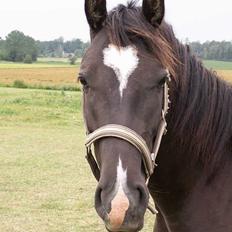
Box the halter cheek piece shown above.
[84,70,171,214]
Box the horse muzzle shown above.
[95,181,148,232]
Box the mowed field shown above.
[0,58,81,90]
[0,59,232,91]
[0,88,155,232]
[0,59,232,231]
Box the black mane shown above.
[169,36,232,169]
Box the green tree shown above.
[0,38,6,60]
[4,31,38,62]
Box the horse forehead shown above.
[103,44,139,98]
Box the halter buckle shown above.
[151,153,158,167]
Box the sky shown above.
[0,0,231,42]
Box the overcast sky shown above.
[0,0,231,42]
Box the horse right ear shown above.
[142,0,165,26]
[85,0,107,36]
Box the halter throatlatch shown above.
[84,69,171,214]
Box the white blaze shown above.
[116,158,127,192]
[108,158,129,229]
[103,44,139,98]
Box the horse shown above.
[79,0,232,231]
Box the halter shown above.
[84,69,171,214]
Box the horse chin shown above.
[104,213,144,232]
[105,223,143,232]
[95,209,144,232]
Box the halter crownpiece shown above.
[84,69,171,213]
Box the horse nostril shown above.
[95,186,111,223]
[137,187,143,201]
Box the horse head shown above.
[80,0,173,231]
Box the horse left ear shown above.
[85,0,107,34]
[142,0,165,26]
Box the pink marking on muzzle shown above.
[108,186,130,230]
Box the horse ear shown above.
[85,0,107,33]
[142,0,165,26]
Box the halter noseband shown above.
[84,70,171,213]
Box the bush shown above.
[69,56,77,65]
[24,54,33,64]
[13,80,28,89]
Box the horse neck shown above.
[153,41,232,192]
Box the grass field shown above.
[0,87,155,232]
[0,58,81,69]
[203,60,232,83]
[203,60,232,70]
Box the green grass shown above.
[1,58,231,71]
[203,60,232,70]
[37,57,70,63]
[0,57,81,69]
[0,87,154,232]
[0,61,70,69]
[0,80,81,92]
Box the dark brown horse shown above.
[79,0,232,231]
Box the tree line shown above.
[0,30,89,63]
[189,41,232,61]
[37,37,90,59]
[0,30,231,63]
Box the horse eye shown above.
[78,75,88,87]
